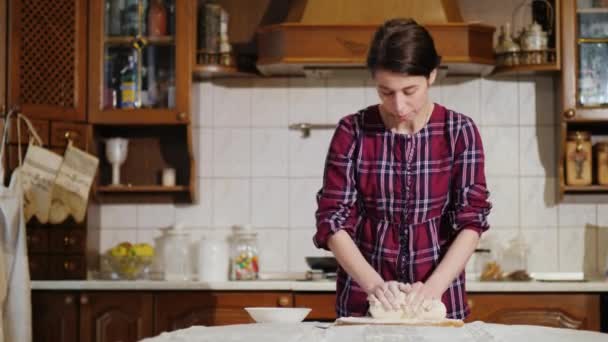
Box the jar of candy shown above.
[229,225,259,280]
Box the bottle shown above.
[198,236,229,282]
[120,53,139,108]
[122,0,140,36]
[229,225,259,280]
[566,131,592,186]
[595,142,608,185]
[147,0,167,36]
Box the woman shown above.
[314,18,491,319]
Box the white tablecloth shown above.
[140,321,608,342]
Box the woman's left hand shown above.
[399,281,442,311]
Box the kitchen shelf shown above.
[192,64,257,79]
[105,36,175,45]
[577,8,608,14]
[492,63,560,75]
[97,185,189,193]
[563,185,608,193]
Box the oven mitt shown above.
[19,143,63,223]
[49,142,99,224]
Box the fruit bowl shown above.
[106,242,155,280]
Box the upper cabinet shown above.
[559,0,608,197]
[88,0,191,124]
[7,0,87,122]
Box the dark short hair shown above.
[366,18,442,78]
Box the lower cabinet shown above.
[32,290,603,342]
[465,293,601,331]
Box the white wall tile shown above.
[288,78,327,124]
[536,75,556,125]
[288,228,333,272]
[251,78,289,127]
[326,79,366,124]
[364,79,379,105]
[288,130,333,178]
[486,176,519,227]
[518,76,536,126]
[480,77,519,126]
[289,178,322,228]
[257,228,289,272]
[198,128,213,178]
[251,178,289,228]
[558,226,597,273]
[520,177,558,227]
[521,227,559,272]
[482,127,519,176]
[175,178,213,227]
[597,205,608,226]
[597,228,608,276]
[558,204,597,227]
[212,79,252,127]
[251,129,289,177]
[441,77,481,124]
[137,204,176,229]
[212,178,250,227]
[518,75,555,126]
[212,128,251,177]
[99,205,138,229]
[428,81,441,106]
[519,126,556,177]
[193,82,214,128]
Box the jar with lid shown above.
[566,131,592,186]
[160,224,192,281]
[229,225,259,280]
[500,234,531,281]
[595,142,608,185]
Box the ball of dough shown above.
[368,291,406,319]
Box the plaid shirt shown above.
[314,103,491,319]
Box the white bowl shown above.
[244,307,312,323]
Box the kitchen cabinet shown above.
[32,291,79,342]
[7,0,87,122]
[559,0,608,197]
[155,291,292,331]
[293,292,336,321]
[1,0,6,114]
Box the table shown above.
[140,321,608,342]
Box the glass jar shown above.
[229,225,259,280]
[566,131,592,186]
[161,224,192,281]
[595,142,608,185]
[500,234,530,281]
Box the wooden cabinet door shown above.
[79,292,154,342]
[32,291,79,342]
[155,291,293,331]
[466,293,601,331]
[7,0,87,121]
[294,292,336,321]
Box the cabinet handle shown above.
[177,112,188,121]
[64,236,76,246]
[65,295,73,305]
[277,296,291,307]
[64,130,80,142]
[80,295,89,305]
[467,299,474,309]
[63,261,76,271]
[564,108,576,119]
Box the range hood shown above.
[256,0,496,77]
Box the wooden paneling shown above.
[8,0,87,121]
[466,293,601,331]
[0,0,6,112]
[32,291,79,342]
[294,292,336,321]
[79,292,154,342]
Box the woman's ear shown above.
[428,68,438,86]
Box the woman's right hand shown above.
[366,280,403,311]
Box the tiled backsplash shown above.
[88,75,608,276]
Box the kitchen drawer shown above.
[8,118,49,145]
[49,228,86,254]
[29,254,49,280]
[294,293,336,321]
[26,227,49,253]
[50,122,89,150]
[50,255,86,280]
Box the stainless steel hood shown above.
[256,0,496,76]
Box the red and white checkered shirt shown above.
[314,103,491,319]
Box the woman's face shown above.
[373,69,436,123]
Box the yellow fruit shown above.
[133,243,154,257]
[110,245,128,257]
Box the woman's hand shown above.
[367,281,403,311]
[400,281,442,311]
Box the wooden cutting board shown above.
[335,316,465,327]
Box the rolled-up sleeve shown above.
[448,117,492,236]
[313,116,360,250]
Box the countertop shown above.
[31,277,608,292]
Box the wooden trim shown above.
[561,0,576,114]
[0,0,6,112]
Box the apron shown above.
[0,111,34,342]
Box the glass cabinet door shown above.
[577,0,608,107]
[90,0,188,124]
